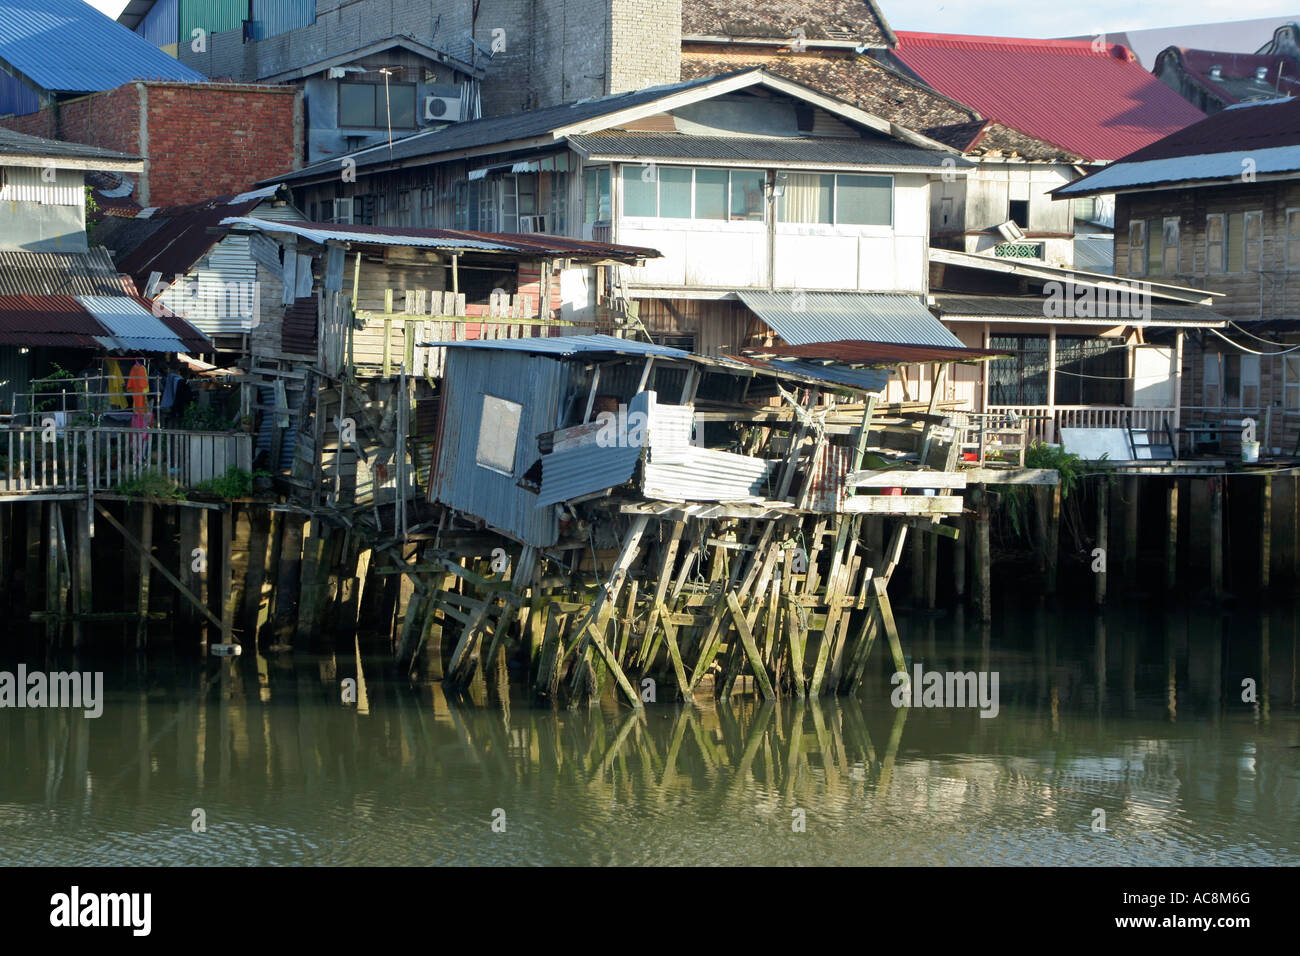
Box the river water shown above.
[2,602,1297,866]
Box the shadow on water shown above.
[1,602,1297,865]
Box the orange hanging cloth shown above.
[126,362,149,413]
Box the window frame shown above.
[1128,219,1147,277]
[338,80,418,130]
[1206,213,1225,274]
[475,394,523,476]
[776,171,894,227]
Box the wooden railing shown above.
[986,405,1177,445]
[1,427,252,495]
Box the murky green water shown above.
[2,603,1297,865]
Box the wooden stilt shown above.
[1260,474,1272,593]
[1095,480,1108,606]
[1124,476,1139,588]
[1209,476,1224,602]
[136,503,154,648]
[1046,483,1060,597]
[952,516,967,602]
[219,505,233,645]
[1165,479,1179,593]
[73,499,92,648]
[975,489,992,623]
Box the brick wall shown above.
[141,82,301,207]
[0,82,302,208]
[607,0,682,94]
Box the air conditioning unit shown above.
[517,215,547,234]
[424,95,463,123]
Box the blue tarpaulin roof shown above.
[0,0,207,95]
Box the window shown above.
[420,186,435,226]
[1054,336,1126,405]
[836,174,892,226]
[476,395,522,475]
[1287,209,1300,271]
[624,165,769,222]
[547,170,568,234]
[988,335,1050,405]
[1207,214,1225,273]
[1128,220,1147,276]
[1008,199,1030,230]
[1245,210,1263,271]
[779,173,833,224]
[338,81,416,129]
[1227,213,1245,272]
[584,167,610,223]
[1242,354,1260,407]
[1203,352,1220,406]
[1285,355,1300,410]
[1161,217,1180,276]
[397,190,412,226]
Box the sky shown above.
[86,0,1300,38]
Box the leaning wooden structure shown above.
[396,334,970,707]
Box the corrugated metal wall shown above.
[250,0,315,41]
[157,234,258,335]
[0,166,84,206]
[136,0,178,47]
[0,71,41,116]
[431,350,571,548]
[0,346,31,414]
[181,0,247,45]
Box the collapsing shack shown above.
[414,333,994,706]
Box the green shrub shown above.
[117,470,185,499]
[195,465,253,499]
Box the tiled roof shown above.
[681,50,975,132]
[889,32,1206,161]
[682,0,895,45]
[1156,47,1300,106]
[923,119,1086,163]
[0,0,207,95]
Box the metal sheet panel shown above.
[250,0,315,42]
[0,163,83,205]
[426,334,690,359]
[0,0,208,94]
[0,248,126,295]
[738,290,964,348]
[431,349,569,547]
[76,294,187,352]
[134,0,176,47]
[642,450,770,501]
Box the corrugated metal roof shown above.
[0,294,105,348]
[77,295,189,352]
[891,32,1205,162]
[0,126,140,163]
[0,248,126,295]
[737,290,963,348]
[536,441,643,508]
[1073,237,1114,274]
[569,132,968,169]
[425,334,689,358]
[745,340,1005,366]
[0,0,207,95]
[933,294,1228,327]
[221,217,662,262]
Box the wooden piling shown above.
[73,500,92,648]
[1095,480,1108,606]
[177,507,207,641]
[1123,476,1139,588]
[1165,479,1179,593]
[272,513,305,645]
[974,488,991,623]
[1260,474,1272,593]
[135,504,154,648]
[952,516,966,602]
[1209,476,1224,602]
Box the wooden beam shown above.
[840,496,963,515]
[847,470,967,489]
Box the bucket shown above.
[1242,440,1260,463]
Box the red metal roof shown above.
[0,295,107,349]
[892,32,1206,161]
[1168,48,1300,105]
[745,339,1005,366]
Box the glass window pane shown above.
[1148,222,1163,277]
[1227,213,1244,272]
[836,174,892,225]
[694,168,728,220]
[476,395,522,475]
[584,168,610,223]
[779,174,832,223]
[624,166,658,216]
[1163,218,1179,274]
[388,85,416,128]
[339,83,375,126]
[730,170,765,221]
[659,167,692,218]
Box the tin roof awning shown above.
[737,290,966,348]
[932,294,1229,328]
[744,340,1004,367]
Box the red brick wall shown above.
[0,82,300,208]
[142,83,300,207]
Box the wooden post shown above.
[909,531,925,608]
[1046,484,1061,596]
[924,532,938,610]
[1260,474,1272,593]
[25,502,41,614]
[73,499,92,649]
[178,507,207,641]
[136,503,154,648]
[975,487,991,623]
[1165,479,1179,592]
[1124,476,1139,589]
[1095,479,1108,606]
[952,516,966,602]
[219,505,233,644]
[273,513,305,645]
[1209,476,1224,603]
[45,502,59,642]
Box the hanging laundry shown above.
[126,361,149,413]
[106,359,127,409]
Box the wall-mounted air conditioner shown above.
[424,95,463,122]
[517,215,547,234]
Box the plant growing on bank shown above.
[193,466,270,500]
[1001,442,1092,541]
[116,470,185,499]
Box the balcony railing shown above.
[986,405,1177,447]
[1,426,252,495]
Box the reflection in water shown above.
[1,603,1297,866]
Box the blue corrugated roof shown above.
[737,290,964,349]
[0,0,208,96]
[78,294,188,353]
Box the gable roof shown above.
[1154,47,1300,107]
[270,69,960,187]
[568,131,965,170]
[921,119,1086,163]
[681,49,976,133]
[0,126,141,169]
[0,0,208,95]
[682,0,896,47]
[888,32,1206,161]
[1056,96,1300,197]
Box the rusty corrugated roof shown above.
[0,294,106,348]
